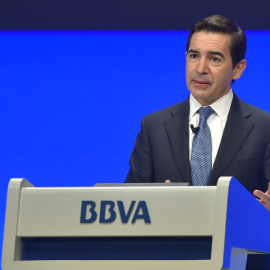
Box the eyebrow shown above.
[187,49,199,54]
[187,49,226,59]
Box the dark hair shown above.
[186,15,246,68]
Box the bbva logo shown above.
[80,200,151,224]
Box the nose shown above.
[196,57,209,75]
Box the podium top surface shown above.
[94,182,189,187]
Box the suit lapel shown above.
[208,94,255,185]
[164,98,192,184]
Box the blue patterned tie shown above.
[191,106,214,186]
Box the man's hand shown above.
[253,182,270,211]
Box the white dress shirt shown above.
[189,89,233,166]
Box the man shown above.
[125,14,270,269]
[125,14,270,197]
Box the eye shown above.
[187,53,199,60]
[211,56,221,63]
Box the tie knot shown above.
[198,106,214,120]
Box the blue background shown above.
[1,31,270,265]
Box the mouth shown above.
[192,80,211,87]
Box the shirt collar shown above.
[189,89,233,120]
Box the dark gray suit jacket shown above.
[125,93,270,193]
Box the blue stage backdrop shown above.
[0,31,270,264]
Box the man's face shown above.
[185,31,246,106]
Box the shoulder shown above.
[137,98,190,135]
[142,97,189,124]
[236,95,270,120]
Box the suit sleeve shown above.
[264,138,270,186]
[125,116,155,183]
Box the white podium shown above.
[2,177,270,270]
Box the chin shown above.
[193,93,212,105]
[192,90,209,98]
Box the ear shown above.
[232,59,247,80]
